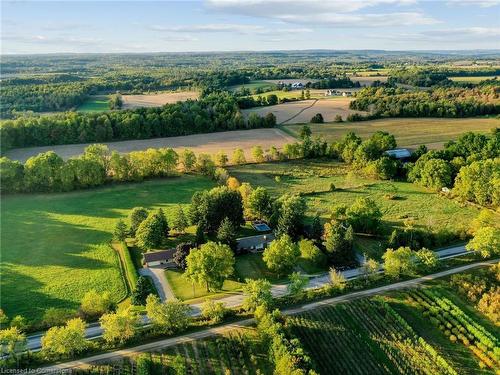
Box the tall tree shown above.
[185,242,235,292]
[145,295,190,334]
[128,207,149,236]
[171,205,188,233]
[135,209,169,250]
[99,307,139,344]
[113,219,128,241]
[242,279,273,312]
[263,235,300,277]
[41,318,87,358]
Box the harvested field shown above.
[448,76,499,83]
[6,128,296,162]
[283,117,500,149]
[121,91,199,109]
[242,98,365,125]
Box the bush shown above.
[310,113,324,123]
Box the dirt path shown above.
[280,99,318,125]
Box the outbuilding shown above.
[143,249,176,268]
[384,148,412,160]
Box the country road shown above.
[25,244,473,353]
[40,257,498,372]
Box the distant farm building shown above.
[384,148,412,160]
[291,82,304,89]
[236,233,275,253]
[325,89,353,97]
[144,249,176,268]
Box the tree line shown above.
[0,92,275,152]
[350,85,500,118]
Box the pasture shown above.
[283,117,500,149]
[121,91,199,109]
[229,159,481,258]
[228,80,276,93]
[5,128,296,163]
[448,76,499,83]
[242,98,363,125]
[77,95,109,112]
[0,175,215,321]
[248,89,329,101]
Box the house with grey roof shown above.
[236,233,275,253]
[143,249,176,268]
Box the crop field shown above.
[388,270,500,375]
[242,98,364,125]
[121,91,199,109]
[86,328,272,374]
[449,76,499,83]
[229,159,482,258]
[77,95,109,112]
[5,128,296,163]
[288,298,458,374]
[0,175,215,321]
[283,117,500,149]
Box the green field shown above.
[283,117,500,149]
[248,89,329,101]
[229,159,481,259]
[449,76,499,83]
[0,176,215,321]
[228,80,276,93]
[77,95,110,112]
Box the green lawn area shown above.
[248,89,328,101]
[77,95,110,112]
[228,80,276,93]
[229,159,483,259]
[0,175,215,322]
[282,117,500,149]
[449,76,499,83]
[165,269,243,302]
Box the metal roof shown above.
[384,148,411,159]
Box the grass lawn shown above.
[229,159,483,259]
[164,269,243,302]
[0,175,215,321]
[228,80,276,93]
[77,95,110,112]
[282,117,500,149]
[449,76,499,83]
[248,89,329,101]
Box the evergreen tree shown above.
[195,225,206,245]
[113,219,128,241]
[131,276,154,306]
[129,207,148,236]
[172,205,188,233]
[216,217,237,249]
[135,210,169,250]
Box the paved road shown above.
[40,258,497,372]
[138,267,174,302]
[25,244,471,351]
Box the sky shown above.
[1,0,500,54]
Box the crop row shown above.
[288,298,456,375]
[409,288,500,371]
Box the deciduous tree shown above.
[263,235,300,277]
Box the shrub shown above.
[310,113,324,123]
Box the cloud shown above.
[446,0,500,7]
[150,23,313,35]
[370,27,500,43]
[205,0,438,27]
[2,34,104,47]
[275,12,438,27]
[206,0,418,15]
